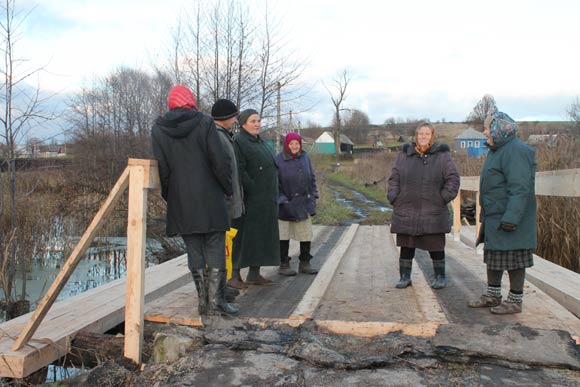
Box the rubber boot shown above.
[299,241,318,274]
[279,240,297,276]
[431,259,447,289]
[396,259,412,288]
[279,256,297,276]
[224,286,239,303]
[207,268,238,316]
[191,269,208,315]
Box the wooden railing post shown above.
[124,159,159,364]
[452,191,461,241]
[11,167,131,351]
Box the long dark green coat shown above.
[479,136,537,250]
[232,129,280,268]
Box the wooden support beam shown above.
[124,163,149,364]
[11,167,131,351]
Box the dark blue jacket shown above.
[276,151,318,221]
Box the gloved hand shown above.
[498,222,517,232]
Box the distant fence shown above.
[451,168,580,241]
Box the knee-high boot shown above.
[191,269,208,315]
[299,241,318,274]
[430,251,447,289]
[396,259,412,288]
[208,268,238,316]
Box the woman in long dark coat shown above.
[388,122,460,289]
[231,109,280,286]
[468,112,537,314]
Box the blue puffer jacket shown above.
[276,151,318,221]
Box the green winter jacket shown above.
[479,136,537,251]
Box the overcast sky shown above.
[17,0,580,139]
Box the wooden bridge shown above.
[0,160,578,379]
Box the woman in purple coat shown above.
[276,133,319,276]
[388,123,460,289]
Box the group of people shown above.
[151,85,319,317]
[152,84,537,318]
[388,115,536,315]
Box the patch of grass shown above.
[327,171,390,206]
[360,209,392,225]
[312,185,355,225]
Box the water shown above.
[331,186,391,223]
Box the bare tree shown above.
[325,69,350,159]
[567,97,580,130]
[0,0,56,318]
[467,94,498,129]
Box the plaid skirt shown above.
[484,249,534,271]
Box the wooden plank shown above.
[128,158,160,189]
[11,166,131,352]
[527,255,580,318]
[144,284,202,327]
[289,224,358,321]
[0,255,191,378]
[452,193,461,241]
[314,226,427,323]
[535,168,580,197]
[316,320,442,338]
[124,165,149,363]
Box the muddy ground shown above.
[54,319,579,387]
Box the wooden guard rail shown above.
[451,168,580,242]
[11,159,160,365]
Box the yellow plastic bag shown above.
[225,228,238,280]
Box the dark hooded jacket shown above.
[276,151,318,221]
[151,108,232,236]
[479,135,537,250]
[388,142,460,236]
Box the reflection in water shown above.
[331,186,391,224]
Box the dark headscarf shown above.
[485,111,518,144]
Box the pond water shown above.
[0,237,166,322]
[331,185,391,224]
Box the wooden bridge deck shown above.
[1,225,579,378]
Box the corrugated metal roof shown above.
[456,127,488,140]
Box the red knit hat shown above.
[284,132,302,154]
[167,85,198,110]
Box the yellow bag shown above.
[225,228,238,280]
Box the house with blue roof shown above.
[455,127,489,158]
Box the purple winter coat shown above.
[276,151,318,221]
[388,143,460,236]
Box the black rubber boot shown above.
[395,259,412,288]
[431,259,447,289]
[208,268,238,316]
[279,240,297,276]
[299,241,318,274]
[191,269,208,315]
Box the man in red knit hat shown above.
[151,85,238,316]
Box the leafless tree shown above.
[567,97,580,130]
[466,94,498,129]
[325,69,350,158]
[0,0,56,318]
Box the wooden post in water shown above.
[124,159,159,364]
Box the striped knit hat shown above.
[167,85,198,110]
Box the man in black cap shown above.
[211,99,246,290]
